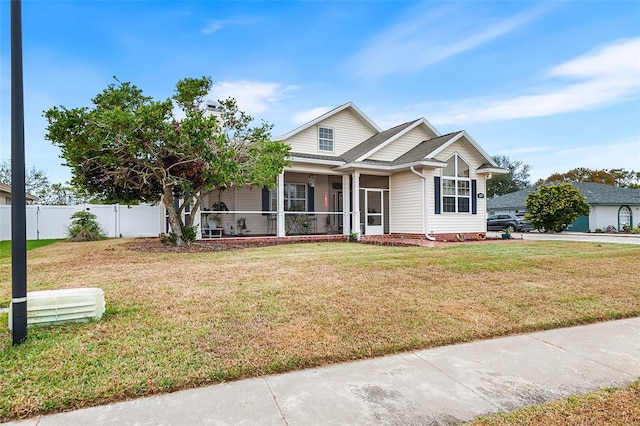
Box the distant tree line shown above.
[535,167,640,188]
[487,156,639,198]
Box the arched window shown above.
[442,154,471,213]
[619,205,632,230]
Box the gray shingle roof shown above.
[392,132,461,165]
[487,181,640,210]
[290,152,344,162]
[341,120,420,163]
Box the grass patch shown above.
[0,239,639,420]
[468,379,640,425]
[0,239,62,260]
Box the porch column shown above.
[352,171,360,236]
[342,174,351,235]
[194,203,202,240]
[277,172,285,237]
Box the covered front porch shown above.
[195,170,390,240]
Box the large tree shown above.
[524,183,590,232]
[536,167,640,188]
[44,76,291,245]
[486,155,531,198]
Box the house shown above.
[0,182,38,205]
[198,102,505,241]
[487,182,640,232]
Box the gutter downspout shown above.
[410,166,436,241]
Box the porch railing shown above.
[199,210,352,238]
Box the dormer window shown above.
[318,127,334,152]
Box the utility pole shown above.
[11,0,27,345]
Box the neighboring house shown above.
[487,182,640,232]
[0,182,38,205]
[198,102,505,240]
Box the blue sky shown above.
[1,0,639,184]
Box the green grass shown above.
[0,239,62,259]
[0,238,638,421]
[468,379,640,425]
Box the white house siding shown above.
[282,109,377,156]
[433,138,483,169]
[367,127,433,162]
[425,139,489,235]
[389,171,423,234]
[590,205,640,231]
[232,187,268,235]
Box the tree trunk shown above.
[184,195,202,228]
[163,184,184,246]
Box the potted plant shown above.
[501,227,511,239]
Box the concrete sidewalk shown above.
[6,318,640,425]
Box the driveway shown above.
[487,231,640,245]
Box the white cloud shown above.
[291,107,332,125]
[347,3,548,79]
[427,38,640,125]
[202,16,259,35]
[209,80,297,116]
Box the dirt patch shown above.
[126,238,277,253]
[126,235,520,253]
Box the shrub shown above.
[162,224,198,245]
[525,183,590,232]
[67,211,106,241]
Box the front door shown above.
[365,189,384,235]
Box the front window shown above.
[271,183,307,211]
[318,127,334,152]
[619,206,631,229]
[442,154,471,213]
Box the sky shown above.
[1,0,639,185]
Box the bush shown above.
[161,224,198,245]
[525,183,590,232]
[67,211,106,241]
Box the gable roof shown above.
[391,132,462,165]
[275,102,381,141]
[488,182,640,210]
[340,120,420,163]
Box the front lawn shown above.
[0,239,639,420]
[0,239,61,260]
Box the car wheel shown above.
[506,224,516,232]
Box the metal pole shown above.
[11,0,28,345]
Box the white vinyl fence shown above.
[0,204,164,241]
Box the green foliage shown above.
[161,224,198,245]
[44,76,291,245]
[67,211,106,241]
[524,183,590,232]
[486,155,531,197]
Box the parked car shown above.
[487,213,534,232]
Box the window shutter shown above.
[308,185,315,212]
[434,177,441,214]
[261,187,269,216]
[471,179,477,215]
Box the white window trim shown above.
[318,126,335,153]
[442,153,471,214]
[272,183,307,211]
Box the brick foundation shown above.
[199,234,348,246]
[361,232,487,246]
